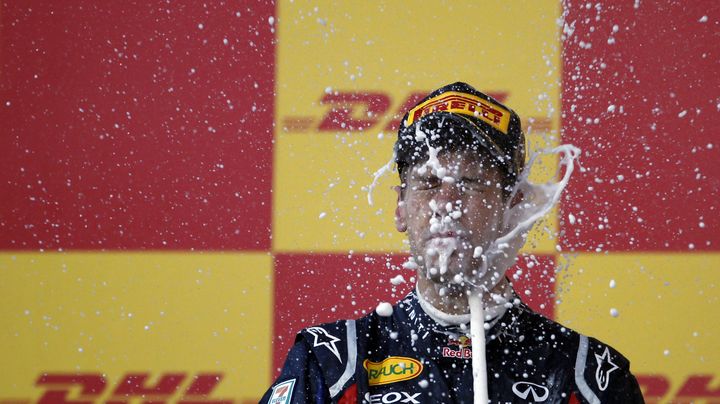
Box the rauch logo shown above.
[363,356,423,386]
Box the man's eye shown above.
[460,178,486,191]
[415,178,440,190]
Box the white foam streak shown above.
[367,125,445,206]
[367,152,396,206]
[425,237,457,277]
[437,239,456,275]
[415,125,446,178]
[465,145,580,292]
[469,292,489,404]
[498,144,581,246]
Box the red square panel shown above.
[507,254,556,319]
[561,1,720,252]
[0,2,275,250]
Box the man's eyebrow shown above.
[410,175,436,181]
[409,170,432,177]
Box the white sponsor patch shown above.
[307,326,342,362]
[364,391,421,404]
[269,379,295,404]
[512,381,549,402]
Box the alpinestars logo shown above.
[512,381,549,402]
[595,347,619,391]
[306,326,342,362]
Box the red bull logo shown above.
[442,346,473,359]
[443,335,473,359]
[447,335,472,348]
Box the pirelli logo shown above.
[405,91,511,134]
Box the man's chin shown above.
[422,255,473,281]
[424,271,470,293]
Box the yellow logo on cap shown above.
[405,91,511,134]
[363,356,423,386]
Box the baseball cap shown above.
[394,82,525,184]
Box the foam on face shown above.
[367,126,580,299]
[368,123,580,291]
[415,124,448,180]
[426,237,457,276]
[428,199,443,234]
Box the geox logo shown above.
[364,391,421,403]
[363,356,423,386]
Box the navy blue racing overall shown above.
[260,291,644,403]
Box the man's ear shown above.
[509,189,524,208]
[393,185,407,232]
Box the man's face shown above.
[396,150,507,293]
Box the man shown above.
[261,82,644,403]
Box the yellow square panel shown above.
[0,252,272,402]
[556,253,720,403]
[274,0,562,254]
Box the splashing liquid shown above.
[426,237,457,277]
[367,139,581,404]
[367,152,395,206]
[467,144,581,404]
[469,293,488,404]
[470,144,582,291]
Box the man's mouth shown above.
[429,231,466,240]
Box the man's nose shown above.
[430,182,464,215]
[436,181,464,203]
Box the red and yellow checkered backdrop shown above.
[1,1,718,403]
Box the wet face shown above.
[396,150,507,295]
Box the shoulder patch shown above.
[594,345,620,391]
[300,320,358,399]
[575,335,637,403]
[306,326,343,362]
[269,379,295,404]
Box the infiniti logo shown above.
[512,381,550,402]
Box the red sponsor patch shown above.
[442,346,473,359]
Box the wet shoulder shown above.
[298,319,357,367]
[507,304,581,355]
[512,307,642,402]
[573,334,643,403]
[297,303,403,364]
[297,319,359,398]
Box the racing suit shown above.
[260,290,644,403]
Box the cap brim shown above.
[395,112,511,172]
